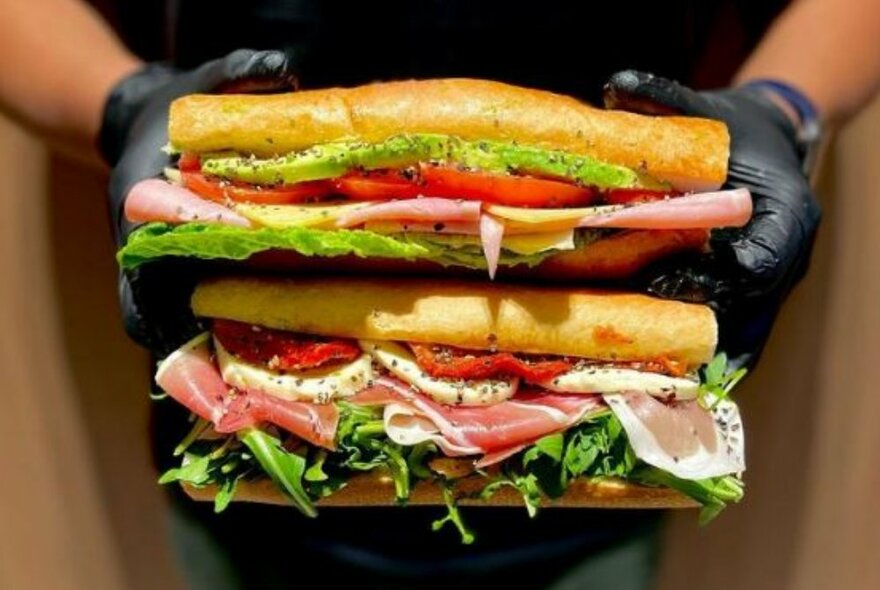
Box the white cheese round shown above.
[358,340,518,406]
[538,366,699,400]
[214,338,373,403]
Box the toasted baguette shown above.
[170,78,729,191]
[183,472,696,509]
[192,277,717,368]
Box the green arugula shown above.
[698,353,747,410]
[432,482,476,545]
[238,428,316,517]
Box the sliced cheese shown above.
[485,203,624,232]
[538,366,700,400]
[502,229,575,254]
[215,338,374,403]
[359,339,518,406]
[234,202,370,229]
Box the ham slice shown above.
[577,188,752,230]
[604,391,745,479]
[125,178,251,227]
[335,197,482,228]
[479,213,505,279]
[352,377,604,458]
[156,334,338,449]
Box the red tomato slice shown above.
[178,153,202,172]
[603,189,679,205]
[409,343,573,382]
[419,165,598,208]
[182,172,332,205]
[213,320,361,371]
[333,170,423,200]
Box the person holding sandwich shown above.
[1,0,878,588]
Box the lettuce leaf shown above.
[117,222,573,270]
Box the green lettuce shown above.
[117,222,575,270]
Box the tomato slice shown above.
[213,320,361,371]
[182,172,332,205]
[333,170,423,200]
[178,153,202,172]
[419,165,598,208]
[409,343,573,382]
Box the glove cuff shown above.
[98,62,177,166]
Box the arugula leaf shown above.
[173,418,211,457]
[698,353,748,410]
[238,428,317,518]
[432,483,475,545]
[158,454,212,486]
[631,466,744,524]
[214,477,239,513]
[523,432,564,466]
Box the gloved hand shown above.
[100,49,298,352]
[604,71,822,369]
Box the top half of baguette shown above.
[191,277,717,369]
[169,78,729,191]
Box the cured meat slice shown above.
[125,178,252,226]
[604,391,745,479]
[335,197,482,228]
[156,334,338,449]
[353,378,604,456]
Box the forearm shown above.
[736,0,880,125]
[0,0,141,157]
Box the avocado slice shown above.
[200,134,664,190]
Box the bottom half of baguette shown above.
[183,472,696,510]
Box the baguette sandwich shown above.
[119,79,751,280]
[157,277,746,541]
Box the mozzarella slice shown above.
[538,366,699,400]
[604,391,745,480]
[359,340,519,405]
[215,338,374,403]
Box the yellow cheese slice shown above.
[484,203,625,232]
[234,202,370,229]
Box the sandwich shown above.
[118,79,751,280]
[156,276,746,542]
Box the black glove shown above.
[100,49,298,352]
[604,71,821,369]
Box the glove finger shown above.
[603,70,709,117]
[199,49,298,94]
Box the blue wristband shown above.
[740,79,819,126]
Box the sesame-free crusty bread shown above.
[183,472,696,509]
[169,78,729,191]
[191,277,717,369]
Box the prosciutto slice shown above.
[335,197,482,228]
[576,188,752,230]
[352,377,604,457]
[604,391,745,479]
[125,178,251,227]
[156,334,338,449]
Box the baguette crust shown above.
[183,473,697,509]
[192,277,717,368]
[170,79,729,190]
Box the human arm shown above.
[736,0,880,126]
[0,0,141,159]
